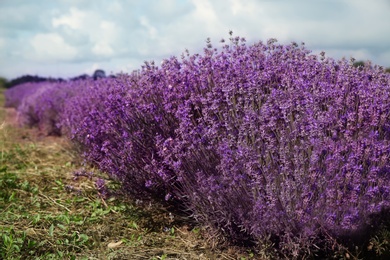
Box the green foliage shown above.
[0,228,25,259]
[353,60,365,68]
[0,144,30,170]
[367,221,390,258]
[0,77,7,89]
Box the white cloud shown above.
[52,7,86,30]
[92,42,114,57]
[29,33,78,61]
[139,16,158,39]
[192,0,218,23]
[189,0,227,36]
[107,1,123,14]
[51,7,125,59]
[89,20,120,57]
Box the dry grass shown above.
[0,87,256,260]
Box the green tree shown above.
[0,77,8,88]
[353,60,365,68]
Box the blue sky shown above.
[0,0,389,79]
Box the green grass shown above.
[0,87,255,259]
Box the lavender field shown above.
[2,36,390,259]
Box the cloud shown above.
[139,16,158,39]
[52,7,86,30]
[51,7,128,60]
[92,42,114,57]
[28,33,78,62]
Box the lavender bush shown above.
[5,81,79,135]
[5,35,390,257]
[151,37,390,247]
[5,82,54,128]
[4,82,44,108]
[61,74,179,201]
[32,82,76,135]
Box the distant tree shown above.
[353,60,365,68]
[385,67,390,73]
[5,75,48,88]
[0,77,7,88]
[71,74,90,81]
[4,75,64,88]
[92,69,106,80]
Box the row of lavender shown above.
[5,37,390,257]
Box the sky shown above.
[0,0,389,80]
